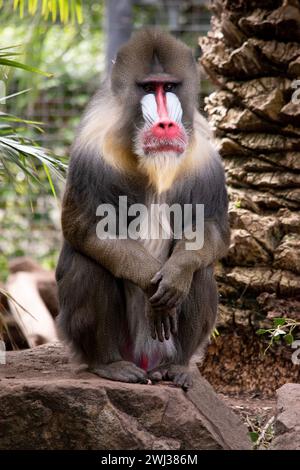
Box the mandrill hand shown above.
[145,284,177,342]
[149,261,194,310]
[146,303,177,342]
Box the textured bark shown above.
[199,0,300,394]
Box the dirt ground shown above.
[218,393,276,449]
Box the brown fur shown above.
[56,29,230,390]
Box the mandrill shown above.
[56,29,230,390]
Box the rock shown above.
[0,282,9,313]
[9,257,46,274]
[0,343,251,450]
[271,383,300,450]
[6,271,58,347]
[8,256,58,317]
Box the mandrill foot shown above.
[148,364,192,391]
[91,360,148,384]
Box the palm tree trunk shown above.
[198,0,300,395]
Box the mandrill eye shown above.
[164,83,177,92]
[142,83,155,94]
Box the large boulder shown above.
[271,383,300,450]
[0,343,251,450]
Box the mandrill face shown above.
[110,29,199,164]
[135,78,189,159]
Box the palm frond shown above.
[0,57,53,77]
[0,46,66,195]
[5,0,83,24]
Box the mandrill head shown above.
[110,28,199,165]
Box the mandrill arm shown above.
[61,188,161,292]
[149,218,230,310]
[149,147,230,316]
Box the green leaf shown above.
[256,329,268,335]
[273,318,286,327]
[0,45,22,52]
[0,58,53,77]
[52,0,57,22]
[75,0,83,24]
[249,432,259,443]
[42,162,56,198]
[284,334,294,345]
[0,88,32,103]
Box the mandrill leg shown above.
[148,266,218,390]
[56,242,147,384]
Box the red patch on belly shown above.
[139,354,149,371]
[122,334,162,372]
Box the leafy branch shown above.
[257,317,300,352]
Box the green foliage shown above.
[249,431,259,443]
[0,46,65,282]
[247,415,275,450]
[1,0,83,24]
[0,46,66,192]
[0,177,62,282]
[211,328,219,341]
[0,53,52,77]
[0,3,100,281]
[257,317,300,352]
[0,2,104,129]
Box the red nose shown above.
[151,119,181,139]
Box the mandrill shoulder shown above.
[171,110,228,217]
[175,109,225,184]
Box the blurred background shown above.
[0,0,211,280]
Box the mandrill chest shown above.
[120,191,179,372]
[138,192,174,262]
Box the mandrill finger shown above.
[149,284,167,304]
[170,313,178,335]
[150,318,157,340]
[151,289,173,308]
[168,290,183,307]
[165,294,179,308]
[162,315,171,340]
[150,271,163,284]
[155,318,164,342]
